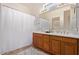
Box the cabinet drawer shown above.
[44,34,49,38]
[62,37,77,44]
[50,35,62,41]
[33,33,43,37]
[50,39,61,55]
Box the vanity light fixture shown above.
[40,3,76,14]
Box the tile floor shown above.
[16,46,48,55]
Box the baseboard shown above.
[2,44,32,55]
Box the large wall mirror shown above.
[39,5,79,34]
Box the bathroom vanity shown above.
[33,4,79,55]
[33,32,79,55]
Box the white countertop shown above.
[33,31,79,39]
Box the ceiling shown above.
[20,3,44,16]
[1,3,45,16]
[21,3,44,8]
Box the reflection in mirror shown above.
[34,17,49,32]
[52,17,61,33]
[70,7,77,34]
[64,10,70,33]
[39,4,79,35]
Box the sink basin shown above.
[45,31,50,33]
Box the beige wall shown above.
[1,3,41,16]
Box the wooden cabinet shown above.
[77,40,79,54]
[43,35,50,52]
[38,34,44,49]
[33,33,50,52]
[61,37,77,55]
[61,42,77,55]
[33,33,79,55]
[33,33,43,48]
[50,35,62,55]
[50,39,61,54]
[33,33,38,47]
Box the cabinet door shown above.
[61,42,77,55]
[33,33,43,49]
[61,37,77,55]
[50,36,62,55]
[33,34,38,47]
[77,40,79,55]
[33,33,40,47]
[43,35,50,52]
[50,39,61,55]
[38,35,43,49]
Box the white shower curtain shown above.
[0,5,35,54]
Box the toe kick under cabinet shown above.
[33,33,79,55]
